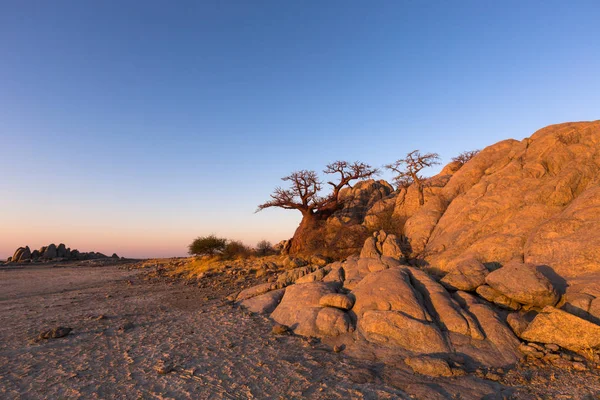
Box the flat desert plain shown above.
[0,261,597,399]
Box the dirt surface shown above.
[1,262,599,399]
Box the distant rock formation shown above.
[5,243,119,264]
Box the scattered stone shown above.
[120,322,135,332]
[404,356,453,377]
[545,343,560,352]
[485,372,502,381]
[333,344,344,353]
[543,353,560,362]
[519,343,544,359]
[528,342,545,352]
[282,256,308,270]
[38,327,72,340]
[154,360,174,375]
[271,323,289,335]
[572,362,587,371]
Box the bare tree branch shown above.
[257,161,378,216]
[452,149,480,164]
[385,150,440,205]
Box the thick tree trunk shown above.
[288,211,325,255]
[417,184,425,206]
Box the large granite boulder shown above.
[360,310,450,353]
[270,282,352,337]
[521,306,600,354]
[423,121,600,278]
[440,257,489,292]
[56,243,68,258]
[12,246,31,262]
[43,244,58,259]
[484,260,559,308]
[352,267,431,321]
[239,289,285,314]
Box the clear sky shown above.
[1,1,599,259]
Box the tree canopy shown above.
[257,161,379,217]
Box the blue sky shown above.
[1,1,599,258]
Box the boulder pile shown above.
[236,231,600,371]
[287,121,600,281]
[5,243,119,264]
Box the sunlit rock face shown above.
[259,121,600,370]
[294,121,600,280]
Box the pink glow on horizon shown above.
[0,223,296,260]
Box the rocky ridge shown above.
[300,121,600,282]
[234,230,600,378]
[5,243,120,264]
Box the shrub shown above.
[222,240,252,259]
[188,235,227,256]
[255,240,273,256]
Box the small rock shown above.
[154,360,174,375]
[333,344,344,353]
[38,327,72,340]
[519,343,544,358]
[543,353,561,362]
[551,358,573,369]
[485,372,502,381]
[528,342,545,352]
[120,322,135,332]
[404,356,453,377]
[271,323,289,335]
[544,343,560,352]
[572,362,587,371]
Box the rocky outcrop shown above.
[239,289,285,314]
[484,261,559,308]
[253,121,600,372]
[423,121,600,278]
[241,235,527,368]
[521,306,600,355]
[440,257,489,292]
[12,246,32,263]
[4,243,119,264]
[270,282,352,338]
[287,121,600,282]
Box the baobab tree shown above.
[452,149,480,164]
[385,150,440,206]
[257,161,379,253]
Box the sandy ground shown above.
[1,262,599,400]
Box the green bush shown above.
[188,235,227,256]
[222,240,252,259]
